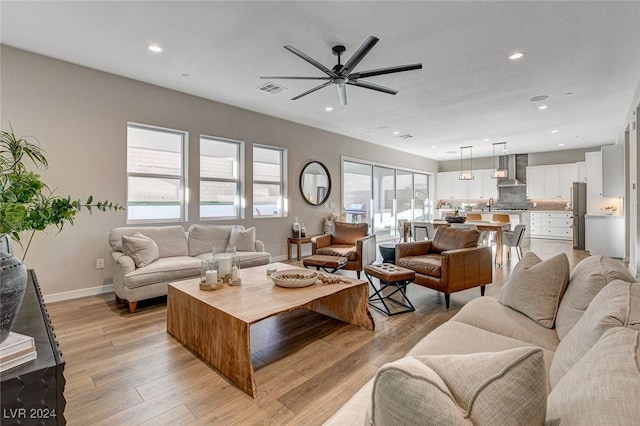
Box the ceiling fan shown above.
[260,35,422,106]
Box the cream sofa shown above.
[109,224,270,313]
[325,254,640,425]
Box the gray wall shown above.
[1,45,438,297]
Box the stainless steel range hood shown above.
[497,155,526,187]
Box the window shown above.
[200,136,244,220]
[127,123,187,222]
[253,145,286,217]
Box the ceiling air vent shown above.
[398,134,413,139]
[258,83,287,94]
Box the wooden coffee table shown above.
[166,262,374,398]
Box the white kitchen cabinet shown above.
[530,211,572,240]
[585,151,603,212]
[437,169,496,199]
[526,167,545,199]
[526,164,576,199]
[602,144,624,197]
[479,169,498,199]
[437,172,455,199]
[577,161,587,183]
[452,173,469,198]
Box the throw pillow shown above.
[122,232,160,268]
[555,255,635,340]
[549,280,640,387]
[547,327,640,425]
[187,224,233,256]
[229,225,256,252]
[500,252,570,328]
[367,347,546,426]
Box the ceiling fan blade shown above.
[347,80,398,95]
[260,76,331,80]
[340,36,379,76]
[337,83,347,106]
[291,81,333,100]
[284,45,337,77]
[350,63,423,79]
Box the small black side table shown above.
[378,242,396,264]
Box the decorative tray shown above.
[271,269,318,288]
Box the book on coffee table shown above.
[0,332,37,372]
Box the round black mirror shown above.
[299,161,331,206]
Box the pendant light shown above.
[491,142,508,179]
[459,146,474,180]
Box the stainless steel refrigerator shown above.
[572,182,587,249]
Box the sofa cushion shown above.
[500,252,569,328]
[331,222,367,245]
[407,321,556,394]
[546,327,640,424]
[431,227,479,254]
[316,246,357,261]
[555,255,635,340]
[110,226,189,258]
[229,225,256,252]
[121,232,160,268]
[397,254,441,277]
[452,297,560,351]
[368,348,546,426]
[549,280,640,387]
[187,225,233,256]
[123,256,201,289]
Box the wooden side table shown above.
[287,235,318,261]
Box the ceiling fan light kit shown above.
[260,35,422,106]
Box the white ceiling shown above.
[2,1,640,161]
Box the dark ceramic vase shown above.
[0,250,28,344]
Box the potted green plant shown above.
[0,124,123,343]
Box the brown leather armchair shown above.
[312,222,377,278]
[395,226,492,308]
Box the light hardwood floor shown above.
[47,238,588,425]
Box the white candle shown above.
[231,266,238,281]
[206,270,217,284]
[218,257,232,275]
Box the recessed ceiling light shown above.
[325,106,334,112]
[432,145,437,149]
[378,125,389,130]
[393,131,400,135]
[483,138,490,142]
[559,143,565,147]
[148,43,163,53]
[538,105,548,110]
[509,51,524,60]
[551,129,559,134]
[181,73,190,77]
[564,92,573,96]
[530,95,549,102]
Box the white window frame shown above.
[252,144,288,218]
[199,135,245,221]
[126,122,188,224]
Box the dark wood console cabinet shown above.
[1,270,66,425]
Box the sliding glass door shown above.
[373,166,395,238]
[342,157,433,241]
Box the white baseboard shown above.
[44,283,114,303]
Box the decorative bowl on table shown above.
[271,269,318,288]
[445,216,467,224]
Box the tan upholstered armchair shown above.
[311,222,377,278]
[395,226,492,308]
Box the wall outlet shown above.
[96,258,104,269]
